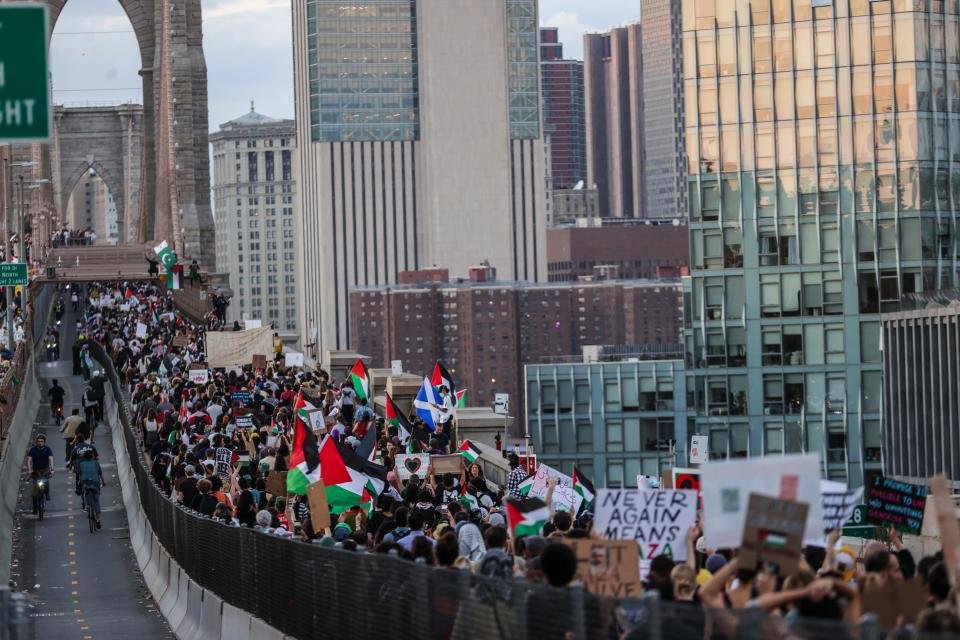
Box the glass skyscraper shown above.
[683,0,960,486]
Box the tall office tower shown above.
[541,27,587,190]
[210,105,300,336]
[584,24,644,219]
[292,0,547,360]
[683,1,960,487]
[641,0,687,220]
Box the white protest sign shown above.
[120,303,130,312]
[820,480,863,532]
[285,351,304,368]
[391,360,403,375]
[135,322,148,339]
[244,319,262,330]
[700,454,823,549]
[188,369,209,385]
[528,463,583,514]
[595,489,698,561]
[307,409,326,434]
[690,435,709,464]
[395,453,431,481]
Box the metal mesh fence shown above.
[87,339,955,640]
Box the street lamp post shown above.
[3,158,37,351]
[21,179,49,310]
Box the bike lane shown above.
[12,308,172,640]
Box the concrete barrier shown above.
[198,589,223,640]
[167,569,190,631]
[141,534,160,590]
[151,552,170,603]
[250,616,286,640]
[0,356,41,586]
[158,564,180,619]
[175,579,203,640]
[220,603,251,640]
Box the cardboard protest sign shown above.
[395,453,431,480]
[820,480,863,532]
[866,475,927,534]
[595,489,698,561]
[307,481,332,530]
[700,454,823,548]
[929,474,960,583]
[566,539,642,598]
[173,335,191,348]
[206,327,274,368]
[266,470,287,497]
[861,577,927,627]
[431,454,462,475]
[285,352,304,368]
[660,469,673,489]
[188,369,209,385]
[136,322,148,339]
[739,494,809,575]
[528,463,583,514]
[252,354,268,370]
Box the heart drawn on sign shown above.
[405,457,423,475]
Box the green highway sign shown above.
[0,263,28,286]
[0,4,51,141]
[842,504,879,540]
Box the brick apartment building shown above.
[547,222,690,282]
[349,267,683,417]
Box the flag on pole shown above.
[505,497,550,538]
[572,465,596,510]
[458,439,482,464]
[350,359,370,401]
[287,392,321,495]
[167,264,183,290]
[461,485,479,512]
[153,240,177,269]
[414,377,442,431]
[431,361,456,397]
[318,435,387,514]
[455,388,467,408]
[385,392,413,446]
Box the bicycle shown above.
[83,481,100,532]
[31,473,47,520]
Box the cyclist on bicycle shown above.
[76,449,105,529]
[26,435,54,511]
[48,380,65,420]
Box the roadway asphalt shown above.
[11,301,172,640]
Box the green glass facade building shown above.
[683,0,960,485]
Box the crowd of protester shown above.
[51,227,97,248]
[74,281,960,639]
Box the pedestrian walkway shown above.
[12,307,172,639]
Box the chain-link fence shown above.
[88,339,953,640]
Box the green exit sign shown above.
[0,4,51,141]
[0,263,28,286]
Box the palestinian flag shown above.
[318,435,387,514]
[458,440,482,464]
[505,497,550,538]
[350,359,370,401]
[461,485,479,512]
[293,391,316,430]
[517,474,535,496]
[431,361,456,397]
[456,389,467,408]
[385,392,412,446]
[572,465,596,509]
[167,264,183,290]
[178,403,188,424]
[124,287,133,300]
[152,306,161,325]
[287,394,321,495]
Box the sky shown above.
[50,0,639,133]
